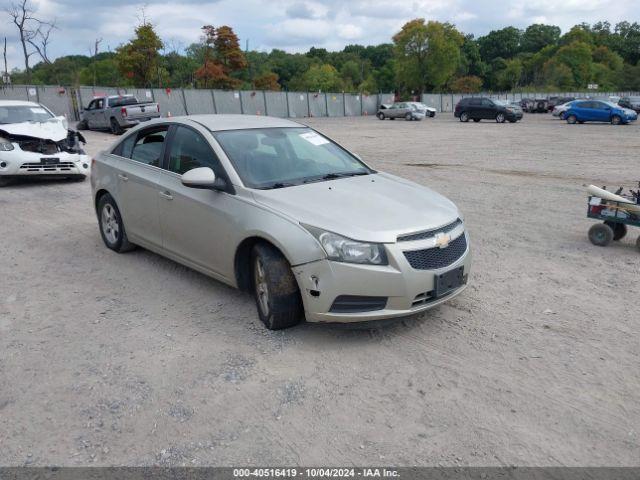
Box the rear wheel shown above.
[377,112,385,120]
[605,221,627,241]
[110,118,124,135]
[460,112,469,122]
[588,223,614,247]
[76,119,88,130]
[405,112,412,121]
[429,111,435,118]
[495,112,506,123]
[473,118,481,123]
[566,114,577,124]
[611,115,622,125]
[97,193,135,253]
[251,243,303,330]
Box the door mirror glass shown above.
[182,167,219,189]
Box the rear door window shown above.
[129,127,169,167]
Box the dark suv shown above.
[454,97,523,123]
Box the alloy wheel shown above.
[101,204,119,244]
[254,257,270,317]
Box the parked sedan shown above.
[377,102,424,120]
[92,115,471,329]
[0,100,90,186]
[454,97,523,123]
[564,100,638,125]
[407,102,437,118]
[618,96,640,113]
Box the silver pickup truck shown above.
[77,95,160,135]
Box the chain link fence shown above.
[4,85,639,121]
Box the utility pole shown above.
[92,38,102,87]
[2,37,9,84]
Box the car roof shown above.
[0,100,41,107]
[106,94,134,99]
[184,114,304,132]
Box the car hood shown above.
[251,172,461,243]
[0,118,68,142]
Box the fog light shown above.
[82,163,89,169]
[0,161,7,168]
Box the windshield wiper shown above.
[303,171,369,184]
[260,182,296,190]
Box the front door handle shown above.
[159,191,173,200]
[117,173,128,181]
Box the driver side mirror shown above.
[181,167,226,191]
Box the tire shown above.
[429,111,435,118]
[405,112,412,121]
[0,177,11,187]
[76,119,88,130]
[611,115,622,125]
[636,236,640,252]
[588,223,614,247]
[110,118,124,135]
[566,114,577,124]
[473,118,481,122]
[605,221,627,241]
[97,193,135,253]
[495,112,506,123]
[251,243,303,330]
[377,112,385,120]
[389,117,396,120]
[460,112,469,122]
[508,119,517,123]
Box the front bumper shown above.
[0,147,90,178]
[293,232,472,323]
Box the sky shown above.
[2,0,638,72]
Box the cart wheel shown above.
[588,223,614,246]
[604,221,627,241]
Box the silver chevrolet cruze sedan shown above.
[91,115,471,329]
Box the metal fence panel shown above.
[309,92,327,117]
[153,88,186,117]
[37,86,74,119]
[344,94,361,116]
[446,95,460,112]
[183,89,215,114]
[421,93,441,112]
[361,94,377,115]
[213,90,242,114]
[0,85,29,101]
[240,90,266,115]
[326,93,344,117]
[287,92,309,118]
[264,91,287,117]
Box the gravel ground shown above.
[1,114,638,467]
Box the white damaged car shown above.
[0,100,90,186]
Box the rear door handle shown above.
[117,173,128,181]
[159,191,173,200]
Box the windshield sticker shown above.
[299,132,329,146]
[30,107,48,114]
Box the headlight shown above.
[0,137,14,151]
[303,225,388,265]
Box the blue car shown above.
[564,100,638,125]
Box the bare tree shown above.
[3,37,8,83]
[90,37,102,87]
[6,0,57,82]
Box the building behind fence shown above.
[1,85,638,122]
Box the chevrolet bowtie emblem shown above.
[434,232,451,249]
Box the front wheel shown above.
[97,193,136,253]
[588,223,614,247]
[460,112,469,122]
[429,111,435,118]
[566,114,577,124]
[377,112,385,120]
[611,115,622,125]
[405,112,412,121]
[495,112,506,123]
[76,119,88,130]
[252,243,303,330]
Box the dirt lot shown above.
[1,114,639,467]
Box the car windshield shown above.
[214,127,373,189]
[0,105,54,124]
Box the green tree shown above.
[541,60,574,89]
[495,58,523,90]
[520,24,561,53]
[115,21,164,87]
[450,75,483,93]
[554,41,593,87]
[393,19,464,94]
[295,64,343,91]
[477,27,521,61]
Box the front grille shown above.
[329,295,387,313]
[20,162,75,172]
[403,234,467,270]
[398,219,462,242]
